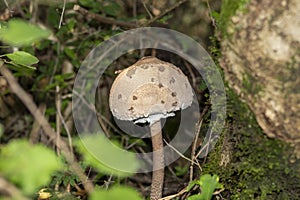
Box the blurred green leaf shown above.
[36,39,51,50]
[65,19,76,31]
[47,7,61,28]
[64,48,76,60]
[78,0,101,11]
[175,164,189,176]
[0,123,3,139]
[0,140,63,195]
[5,51,39,66]
[89,186,142,200]
[0,19,51,47]
[75,134,140,177]
[199,81,207,91]
[101,1,122,17]
[158,14,173,24]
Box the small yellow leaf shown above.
[38,188,52,199]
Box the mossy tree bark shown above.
[219,0,300,159]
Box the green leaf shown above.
[187,180,199,191]
[3,63,35,76]
[188,174,223,200]
[0,140,63,195]
[188,194,203,200]
[75,134,140,177]
[0,19,51,46]
[5,51,39,66]
[4,51,38,74]
[89,186,142,200]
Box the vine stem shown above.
[150,120,164,200]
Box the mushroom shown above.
[109,56,193,200]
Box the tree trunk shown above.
[219,0,300,159]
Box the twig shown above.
[189,105,209,182]
[163,139,201,170]
[3,0,14,16]
[159,187,187,200]
[56,86,74,156]
[96,113,111,138]
[195,134,214,159]
[213,188,225,195]
[73,89,122,137]
[58,0,67,29]
[47,42,60,88]
[141,0,153,19]
[126,133,148,150]
[56,86,62,155]
[141,0,189,27]
[0,63,94,193]
[132,0,137,19]
[0,177,30,200]
[73,5,138,28]
[97,113,123,135]
[205,0,217,28]
[190,118,203,182]
[29,103,46,143]
[3,0,9,9]
[184,60,197,89]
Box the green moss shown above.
[213,0,250,38]
[202,87,300,199]
[280,54,300,95]
[242,73,263,95]
[205,3,300,198]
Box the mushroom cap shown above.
[109,57,194,123]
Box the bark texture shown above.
[219,0,300,158]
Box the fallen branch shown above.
[0,62,94,193]
[141,0,189,27]
[73,5,138,28]
[74,0,189,28]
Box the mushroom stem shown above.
[150,120,164,200]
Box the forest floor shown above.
[0,0,299,200]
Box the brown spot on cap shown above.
[169,77,175,84]
[151,78,155,82]
[128,107,134,111]
[161,100,165,104]
[141,65,149,69]
[118,94,122,99]
[126,68,137,78]
[158,83,163,88]
[172,102,178,106]
[133,95,138,100]
[158,66,165,72]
